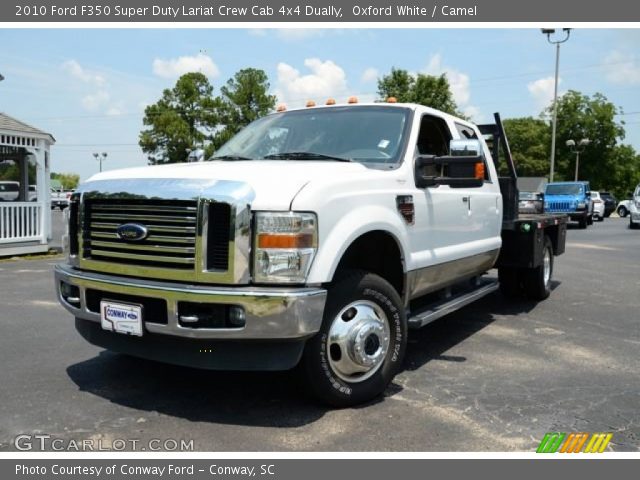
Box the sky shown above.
[1,28,639,181]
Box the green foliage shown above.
[140,69,275,164]
[139,72,220,165]
[502,117,551,177]
[377,68,462,116]
[50,172,80,190]
[504,91,638,200]
[212,68,276,152]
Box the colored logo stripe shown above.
[584,433,613,453]
[536,432,612,453]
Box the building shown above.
[0,112,54,256]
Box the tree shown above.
[502,117,551,177]
[377,68,462,116]
[551,91,625,188]
[210,68,276,153]
[139,72,219,165]
[50,172,80,189]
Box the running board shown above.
[408,279,499,329]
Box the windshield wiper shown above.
[263,152,352,162]
[211,155,253,161]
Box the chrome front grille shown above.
[83,200,198,269]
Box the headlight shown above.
[635,200,640,209]
[253,212,317,283]
[577,202,586,209]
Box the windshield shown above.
[212,106,410,165]
[519,192,539,200]
[546,184,583,196]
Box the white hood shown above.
[85,160,372,210]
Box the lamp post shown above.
[541,28,571,183]
[566,138,590,181]
[93,152,108,172]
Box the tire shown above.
[587,215,594,226]
[598,215,605,222]
[618,206,628,217]
[301,270,407,407]
[578,216,588,229]
[523,236,554,300]
[631,218,640,230]
[498,267,522,298]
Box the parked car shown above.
[617,197,632,217]
[51,188,73,210]
[0,181,20,201]
[591,191,605,222]
[599,191,617,217]
[518,191,544,214]
[630,183,640,230]
[544,181,593,229]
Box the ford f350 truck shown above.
[54,102,567,406]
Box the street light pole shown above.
[566,138,590,181]
[542,28,571,183]
[93,152,108,172]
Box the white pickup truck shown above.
[55,102,567,406]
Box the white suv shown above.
[591,191,605,222]
[630,184,640,230]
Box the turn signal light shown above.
[258,233,315,249]
[474,162,486,180]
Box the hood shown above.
[85,160,371,210]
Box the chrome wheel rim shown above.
[327,300,391,383]
[543,247,552,287]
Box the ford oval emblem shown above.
[116,223,149,242]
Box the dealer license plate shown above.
[100,301,143,336]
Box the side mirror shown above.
[414,139,486,189]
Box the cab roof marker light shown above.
[326,98,336,105]
[306,100,316,108]
[347,96,359,104]
[276,104,287,112]
[386,97,398,103]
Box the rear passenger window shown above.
[455,123,478,140]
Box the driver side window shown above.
[416,115,451,156]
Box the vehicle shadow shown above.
[66,285,557,427]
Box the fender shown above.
[306,204,410,285]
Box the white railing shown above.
[0,202,43,244]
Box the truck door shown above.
[411,114,470,266]
[452,121,502,255]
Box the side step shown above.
[408,278,499,329]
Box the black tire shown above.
[618,206,628,217]
[498,267,522,298]
[301,270,407,407]
[631,218,640,230]
[523,236,554,300]
[598,215,605,222]
[578,216,588,229]
[587,215,594,226]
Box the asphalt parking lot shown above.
[0,214,638,452]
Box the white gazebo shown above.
[0,112,54,256]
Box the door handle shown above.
[463,196,471,211]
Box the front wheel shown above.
[301,270,407,407]
[618,206,628,217]
[578,216,588,229]
[631,218,640,230]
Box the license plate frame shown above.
[100,300,143,337]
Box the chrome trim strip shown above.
[90,240,196,255]
[407,249,500,301]
[55,263,326,340]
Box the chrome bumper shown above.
[54,264,327,340]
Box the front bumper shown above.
[54,263,327,340]
[631,208,640,224]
